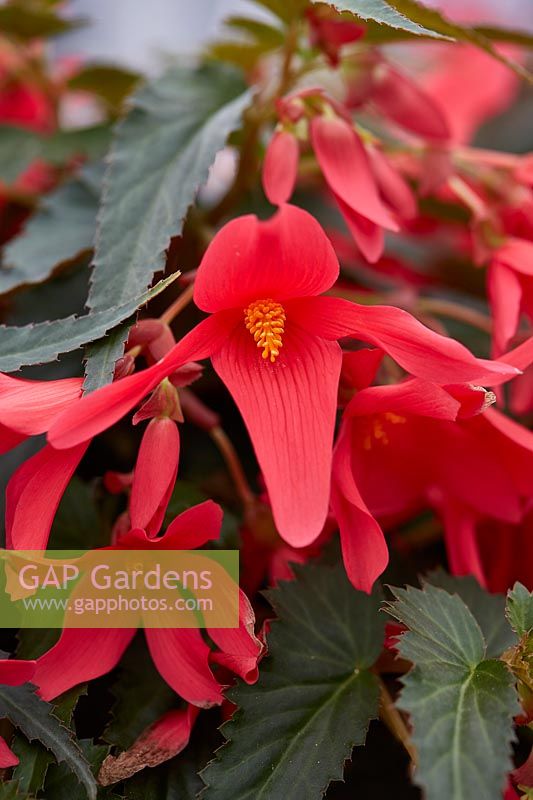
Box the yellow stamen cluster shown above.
[244,298,286,363]
[363,412,406,451]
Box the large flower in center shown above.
[48,204,517,548]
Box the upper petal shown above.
[290,296,520,386]
[0,374,82,435]
[212,322,342,546]
[129,418,180,532]
[262,130,298,205]
[194,204,339,313]
[310,115,398,230]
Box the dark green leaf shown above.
[0,684,97,800]
[506,582,533,637]
[249,0,309,23]
[425,570,516,657]
[11,685,87,795]
[69,65,141,111]
[386,584,519,800]
[1,164,102,296]
[201,562,385,800]
[0,4,84,40]
[387,0,532,82]
[0,125,110,184]
[104,637,176,750]
[315,0,448,38]
[49,477,108,549]
[0,271,178,372]
[82,321,132,394]
[44,740,112,800]
[0,782,32,800]
[83,64,251,392]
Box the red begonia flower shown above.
[33,501,262,706]
[332,370,533,591]
[47,204,517,548]
[0,657,37,767]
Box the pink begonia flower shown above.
[45,204,516,549]
[33,501,263,706]
[0,658,36,767]
[331,350,533,591]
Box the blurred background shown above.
[56,0,533,73]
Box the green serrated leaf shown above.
[0,271,178,372]
[1,163,103,296]
[0,684,97,800]
[507,582,533,637]
[11,685,87,796]
[44,740,112,800]
[103,637,176,750]
[314,0,448,39]
[68,65,141,111]
[82,320,133,394]
[83,64,252,392]
[425,570,516,657]
[387,0,533,82]
[387,583,519,800]
[201,562,385,800]
[0,4,84,40]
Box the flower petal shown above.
[311,116,398,229]
[0,658,36,685]
[440,500,486,587]
[49,314,231,450]
[208,589,263,683]
[99,706,199,785]
[0,374,82,435]
[0,424,25,455]
[334,192,385,263]
[0,736,18,768]
[130,418,180,531]
[6,442,88,549]
[488,261,522,355]
[145,628,222,707]
[262,130,298,205]
[212,322,341,546]
[194,204,340,313]
[34,628,135,701]
[290,295,519,385]
[345,378,461,420]
[118,500,223,550]
[331,430,388,592]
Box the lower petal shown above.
[208,589,263,684]
[0,736,18,768]
[34,628,135,701]
[440,500,486,587]
[488,261,522,356]
[145,628,222,707]
[331,431,389,593]
[6,442,89,549]
[212,324,342,547]
[334,191,384,264]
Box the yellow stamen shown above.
[244,298,286,363]
[363,412,406,450]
